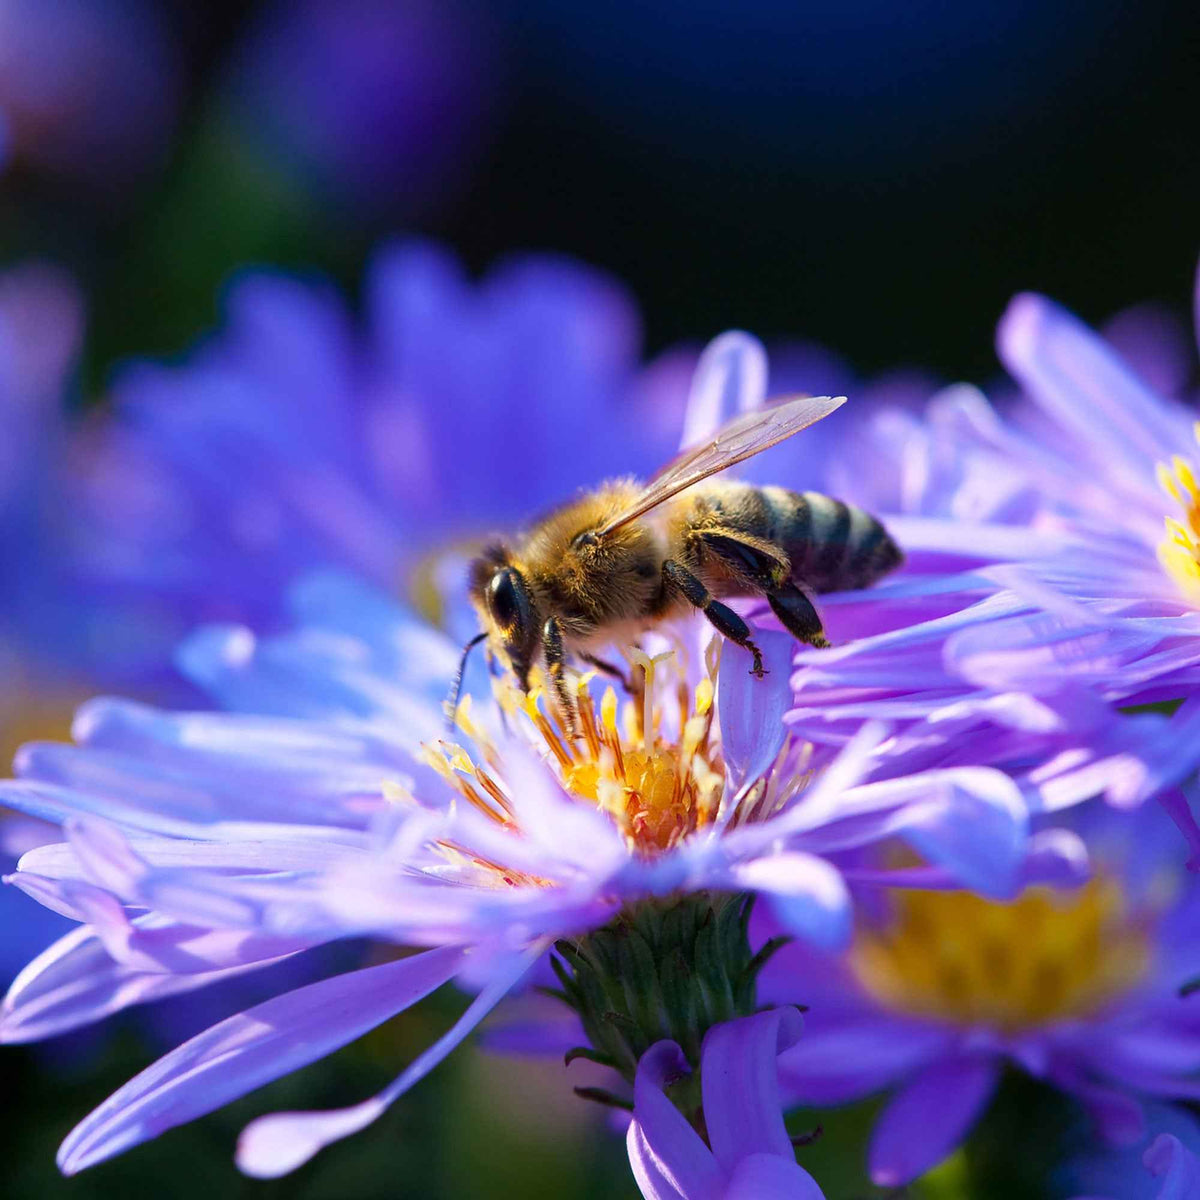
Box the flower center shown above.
[431,650,726,859]
[1156,429,1200,601]
[556,665,725,855]
[850,877,1149,1031]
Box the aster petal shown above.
[727,853,851,949]
[56,945,467,1175]
[177,624,441,738]
[997,292,1190,470]
[777,1020,955,1105]
[881,516,1071,562]
[897,770,1029,898]
[8,731,388,838]
[234,946,541,1177]
[1145,1133,1200,1199]
[765,767,1028,898]
[1054,1072,1146,1145]
[718,631,794,804]
[285,571,461,691]
[680,331,768,448]
[868,1056,1000,1187]
[627,1040,721,1200]
[725,1154,825,1200]
[1,924,293,1044]
[627,1119,688,1200]
[702,1006,804,1171]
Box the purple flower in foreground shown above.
[0,550,1049,1178]
[1141,1135,1200,1200]
[628,1007,824,1200]
[761,801,1200,1187]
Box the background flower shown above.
[0,0,180,197]
[761,800,1200,1187]
[221,0,506,220]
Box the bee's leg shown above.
[577,652,635,693]
[695,528,829,649]
[542,616,579,738]
[662,559,765,678]
[766,582,830,649]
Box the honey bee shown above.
[455,393,902,728]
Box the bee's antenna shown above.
[445,632,487,732]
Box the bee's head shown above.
[468,545,540,690]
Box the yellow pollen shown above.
[850,877,1150,1031]
[1157,432,1200,601]
[552,653,725,855]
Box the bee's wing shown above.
[595,393,847,536]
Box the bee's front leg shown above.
[542,616,579,739]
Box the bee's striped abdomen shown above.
[762,486,902,593]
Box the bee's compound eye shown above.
[487,569,520,627]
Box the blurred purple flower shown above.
[1063,1104,1200,1200]
[0,0,179,193]
[75,241,688,677]
[1142,1134,1200,1200]
[223,0,504,218]
[628,1007,824,1200]
[761,801,1200,1187]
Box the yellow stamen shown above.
[1156,431,1200,602]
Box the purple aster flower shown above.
[0,558,1044,1176]
[221,0,504,219]
[761,800,1200,1188]
[627,1007,824,1199]
[0,0,179,194]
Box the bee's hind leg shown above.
[541,616,580,739]
[662,559,765,678]
[766,582,830,650]
[694,528,830,651]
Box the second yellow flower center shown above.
[850,878,1150,1031]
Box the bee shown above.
[454,393,902,729]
